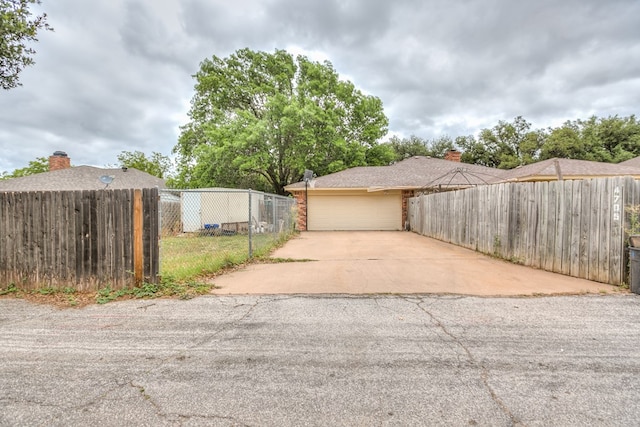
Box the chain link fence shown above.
[159,189,297,280]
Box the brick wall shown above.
[444,150,461,162]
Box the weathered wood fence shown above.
[0,188,159,291]
[409,177,640,286]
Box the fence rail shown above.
[0,188,159,291]
[409,177,640,286]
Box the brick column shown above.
[294,191,307,231]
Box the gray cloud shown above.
[1,0,638,172]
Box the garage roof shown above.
[286,156,506,191]
[286,155,640,192]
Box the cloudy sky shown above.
[1,0,639,173]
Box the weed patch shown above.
[95,277,215,304]
[0,283,18,295]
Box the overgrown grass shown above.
[160,231,295,282]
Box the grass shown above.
[160,232,293,282]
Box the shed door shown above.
[181,192,201,232]
[307,193,402,231]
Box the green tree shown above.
[387,135,430,161]
[540,115,640,163]
[540,120,597,161]
[175,48,389,195]
[0,156,48,179]
[365,143,396,166]
[1,0,52,90]
[458,117,544,168]
[387,135,456,161]
[116,150,172,179]
[429,136,457,158]
[596,115,640,162]
[457,135,490,166]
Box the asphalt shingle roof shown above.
[286,156,640,191]
[0,166,166,192]
[286,156,506,190]
[500,158,640,181]
[619,155,640,169]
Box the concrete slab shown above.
[211,231,622,295]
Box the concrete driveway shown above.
[212,231,620,295]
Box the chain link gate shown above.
[159,189,296,278]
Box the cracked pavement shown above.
[1,294,640,426]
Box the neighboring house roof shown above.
[285,156,506,192]
[619,155,640,169]
[285,156,640,193]
[500,158,640,182]
[0,166,166,192]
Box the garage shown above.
[307,191,402,231]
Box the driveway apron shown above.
[211,231,620,295]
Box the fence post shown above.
[272,195,277,235]
[133,189,144,286]
[248,189,253,258]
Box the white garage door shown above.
[308,193,402,231]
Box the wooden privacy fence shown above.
[409,177,640,286]
[0,188,159,291]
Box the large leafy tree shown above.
[116,150,173,179]
[175,48,389,194]
[458,116,545,168]
[540,115,640,163]
[387,135,430,160]
[386,135,456,161]
[1,0,52,90]
[585,115,640,162]
[0,156,48,179]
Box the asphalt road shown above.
[1,294,640,426]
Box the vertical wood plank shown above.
[113,190,125,287]
[569,181,581,277]
[559,182,571,275]
[579,180,591,279]
[598,179,612,283]
[609,177,623,284]
[588,180,601,282]
[149,188,160,282]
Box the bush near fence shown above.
[409,176,640,286]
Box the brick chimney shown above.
[444,149,461,162]
[49,151,71,171]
